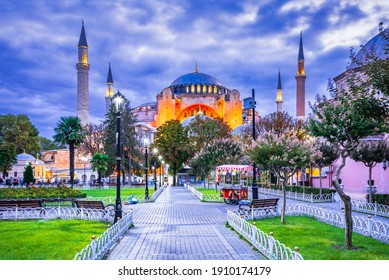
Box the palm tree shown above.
[53,116,85,188]
[91,153,109,186]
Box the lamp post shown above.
[143,138,150,200]
[152,148,158,191]
[251,88,258,200]
[159,156,163,188]
[80,156,88,185]
[113,92,123,223]
[166,163,169,186]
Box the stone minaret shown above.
[295,31,306,119]
[76,20,90,125]
[276,69,283,113]
[105,63,114,113]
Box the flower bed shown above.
[0,185,87,199]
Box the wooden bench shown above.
[0,199,45,217]
[239,198,279,216]
[74,200,114,210]
[0,199,43,208]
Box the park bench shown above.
[0,199,45,218]
[74,200,114,210]
[238,198,279,218]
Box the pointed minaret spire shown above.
[105,63,114,113]
[276,69,283,113]
[295,31,307,119]
[76,20,90,125]
[78,20,88,47]
[194,61,199,73]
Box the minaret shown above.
[105,63,114,113]
[295,31,306,119]
[76,20,90,125]
[276,69,283,113]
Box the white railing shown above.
[342,199,389,218]
[74,210,133,260]
[283,204,389,243]
[227,210,303,260]
[0,206,117,222]
[185,184,226,203]
[258,187,334,203]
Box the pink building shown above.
[311,30,389,199]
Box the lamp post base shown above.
[114,198,122,224]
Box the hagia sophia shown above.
[3,22,389,197]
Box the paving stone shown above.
[107,186,265,260]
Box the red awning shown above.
[216,165,253,172]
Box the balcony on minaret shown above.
[78,47,88,65]
[297,60,305,75]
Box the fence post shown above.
[294,246,300,260]
[374,202,377,216]
[15,206,18,220]
[268,232,275,259]
[91,236,97,260]
[310,194,313,204]
[367,215,372,236]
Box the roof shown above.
[181,114,212,127]
[136,102,157,108]
[216,165,253,171]
[106,63,113,83]
[277,70,282,90]
[78,21,88,47]
[170,72,222,87]
[347,31,389,70]
[17,153,36,161]
[298,31,304,61]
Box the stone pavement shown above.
[107,186,265,260]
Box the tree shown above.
[309,80,389,248]
[154,120,194,186]
[79,123,105,155]
[39,137,64,151]
[0,114,40,155]
[103,94,141,182]
[250,132,313,224]
[350,140,387,203]
[313,138,340,194]
[0,143,17,178]
[53,116,85,188]
[187,115,232,152]
[91,153,109,186]
[23,163,34,187]
[189,138,243,186]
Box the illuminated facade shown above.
[132,65,243,131]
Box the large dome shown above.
[17,153,36,161]
[170,72,222,87]
[347,32,388,70]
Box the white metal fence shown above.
[258,187,334,203]
[185,184,226,203]
[227,210,303,260]
[74,211,133,260]
[340,199,389,218]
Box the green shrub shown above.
[369,194,389,205]
[259,184,336,195]
[0,185,87,199]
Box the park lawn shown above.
[196,187,220,195]
[250,216,389,260]
[81,188,154,197]
[0,219,109,260]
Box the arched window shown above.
[184,112,187,118]
[208,85,212,93]
[203,85,207,93]
[197,84,201,93]
[191,110,194,116]
[186,86,189,93]
[191,85,195,93]
[214,86,218,94]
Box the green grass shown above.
[250,216,389,260]
[0,219,109,260]
[80,188,154,197]
[196,187,219,195]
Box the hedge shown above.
[259,183,336,195]
[369,194,389,206]
[0,185,87,199]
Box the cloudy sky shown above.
[0,0,388,138]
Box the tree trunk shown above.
[173,167,176,186]
[332,152,353,249]
[368,165,373,203]
[98,171,102,186]
[319,166,323,195]
[69,142,75,189]
[281,180,286,224]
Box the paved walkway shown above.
[107,186,265,260]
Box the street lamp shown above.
[143,138,150,200]
[159,156,163,188]
[80,156,88,185]
[152,148,158,191]
[166,163,169,186]
[113,91,124,223]
[251,89,258,199]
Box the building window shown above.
[214,86,218,94]
[184,112,187,118]
[208,85,212,93]
[191,110,194,116]
[210,113,213,117]
[14,171,17,177]
[203,85,207,93]
[191,85,195,93]
[186,86,189,93]
[197,84,201,93]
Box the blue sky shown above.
[0,0,388,138]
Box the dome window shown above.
[197,84,201,93]
[203,85,207,93]
[191,84,195,93]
